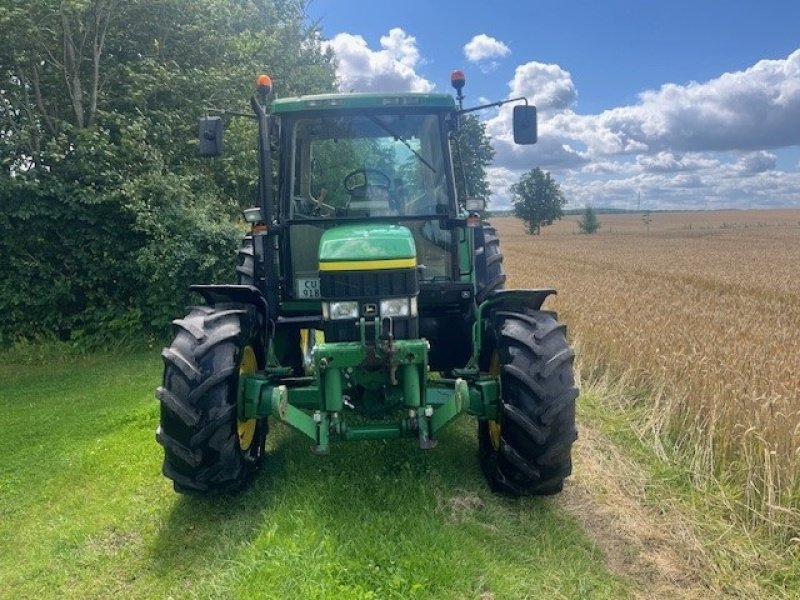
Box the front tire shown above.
[479,309,578,495]
[156,304,267,494]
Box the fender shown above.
[190,284,269,324]
[482,288,556,313]
[460,288,558,373]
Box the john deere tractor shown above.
[156,71,578,496]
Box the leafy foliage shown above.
[511,167,567,234]
[0,0,335,346]
[451,114,494,204]
[578,205,601,234]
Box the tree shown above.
[0,0,336,346]
[511,168,566,235]
[577,205,600,234]
[450,114,494,204]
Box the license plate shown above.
[296,277,321,299]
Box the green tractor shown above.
[156,71,578,496]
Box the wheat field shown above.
[496,209,800,540]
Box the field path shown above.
[561,420,715,599]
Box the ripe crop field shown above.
[495,210,800,539]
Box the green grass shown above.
[577,379,800,599]
[0,351,628,599]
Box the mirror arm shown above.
[204,108,256,120]
[457,96,528,115]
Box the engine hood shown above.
[318,224,416,271]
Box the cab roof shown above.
[270,92,456,114]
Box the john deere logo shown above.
[363,303,377,316]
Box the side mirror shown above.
[199,116,224,156]
[513,105,537,145]
[464,197,486,211]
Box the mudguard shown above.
[482,288,556,313]
[190,284,269,323]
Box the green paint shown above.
[401,364,420,408]
[237,329,490,448]
[322,367,343,412]
[342,424,404,441]
[270,385,318,441]
[430,378,469,433]
[318,224,416,262]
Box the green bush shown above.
[0,123,241,348]
[0,0,336,349]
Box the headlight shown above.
[380,297,417,318]
[324,301,359,320]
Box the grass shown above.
[575,369,800,599]
[6,208,796,597]
[497,210,800,540]
[0,351,628,599]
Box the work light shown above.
[243,207,263,223]
[380,297,417,318]
[323,301,359,321]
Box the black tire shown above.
[479,309,578,495]
[235,235,303,374]
[156,304,267,495]
[236,236,255,285]
[474,221,506,304]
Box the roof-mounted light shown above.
[450,70,466,92]
[256,74,272,97]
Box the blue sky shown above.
[307,0,800,210]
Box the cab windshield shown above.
[288,113,451,218]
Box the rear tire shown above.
[236,236,255,285]
[474,221,506,303]
[156,304,267,495]
[479,309,578,495]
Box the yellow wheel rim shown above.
[237,345,258,451]
[488,352,501,451]
[301,328,325,375]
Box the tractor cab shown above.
[264,92,495,371]
[272,94,460,311]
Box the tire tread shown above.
[479,310,578,496]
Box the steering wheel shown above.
[343,168,392,193]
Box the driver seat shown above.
[347,186,394,217]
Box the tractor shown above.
[156,71,578,496]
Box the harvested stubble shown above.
[495,210,800,540]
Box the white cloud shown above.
[316,30,799,210]
[463,34,510,63]
[635,152,720,174]
[324,28,433,93]
[573,49,800,156]
[507,61,577,112]
[483,49,800,210]
[483,60,583,190]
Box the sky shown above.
[306,0,800,210]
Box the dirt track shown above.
[561,419,719,599]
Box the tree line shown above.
[0,0,335,346]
